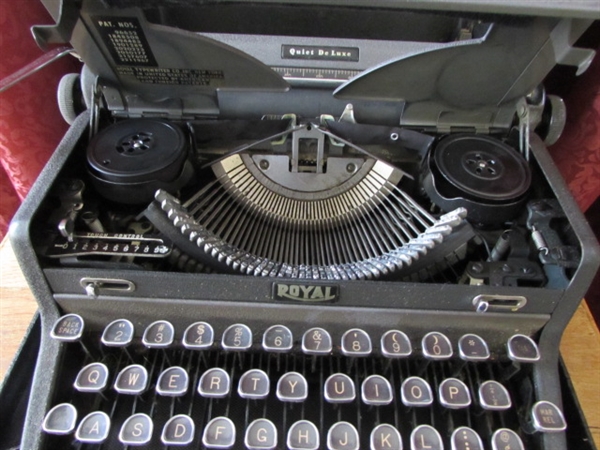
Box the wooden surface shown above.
[0,237,598,446]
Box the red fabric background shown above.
[0,0,81,240]
[547,43,600,213]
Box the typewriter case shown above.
[6,0,600,449]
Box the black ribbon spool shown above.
[423,134,531,225]
[87,119,194,204]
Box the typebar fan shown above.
[147,144,467,280]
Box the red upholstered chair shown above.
[0,1,81,241]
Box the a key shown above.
[75,411,110,444]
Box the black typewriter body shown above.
[6,1,600,449]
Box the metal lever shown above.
[0,46,74,93]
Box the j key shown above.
[302,327,332,355]
[156,366,189,396]
[42,403,77,435]
[361,375,393,405]
[263,324,293,352]
[101,318,134,347]
[74,362,109,392]
[245,418,278,450]
[531,400,567,432]
[422,331,453,360]
[458,334,490,361]
[381,330,412,358]
[370,424,403,450]
[507,334,540,362]
[479,380,512,410]
[161,414,195,446]
[327,422,359,450]
[75,411,110,444]
[439,378,471,409]
[119,413,153,446]
[198,367,230,398]
[325,373,356,403]
[114,364,148,394]
[491,429,525,450]
[183,321,214,349]
[341,328,372,356]
[287,420,319,450]
[277,371,308,402]
[51,314,84,342]
[222,323,253,351]
[203,417,236,449]
[451,426,484,450]
[142,320,174,348]
[238,369,270,399]
[401,376,433,407]
[411,425,443,450]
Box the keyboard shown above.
[42,313,567,449]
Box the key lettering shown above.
[128,372,140,386]
[87,370,100,384]
[298,429,309,444]
[334,381,346,395]
[175,423,187,438]
[169,374,180,388]
[210,377,221,390]
[420,432,432,448]
[133,422,144,437]
[288,380,298,393]
[339,432,348,446]
[89,420,100,435]
[257,427,268,443]
[380,432,391,447]
[215,426,225,439]
[252,377,261,391]
[411,385,423,399]
[449,386,459,399]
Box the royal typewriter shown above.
[3,0,600,449]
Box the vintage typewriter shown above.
[5,0,600,449]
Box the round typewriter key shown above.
[324,373,356,403]
[287,420,319,450]
[101,319,134,347]
[361,375,393,406]
[161,414,195,446]
[479,380,511,411]
[156,366,189,396]
[422,332,453,360]
[439,378,471,409]
[370,424,402,450]
[222,323,253,351]
[451,426,484,450]
[410,425,443,450]
[245,418,277,450]
[119,413,153,445]
[198,367,231,398]
[302,327,332,355]
[74,362,109,393]
[531,400,567,432]
[458,334,490,361]
[277,372,308,402]
[114,364,149,394]
[341,328,372,356]
[491,429,525,450]
[202,417,236,448]
[183,321,214,349]
[381,330,412,358]
[507,334,540,362]
[400,377,433,407]
[262,325,293,352]
[51,314,84,342]
[327,421,359,450]
[75,411,111,443]
[42,403,78,435]
[142,320,174,348]
[238,369,270,399]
